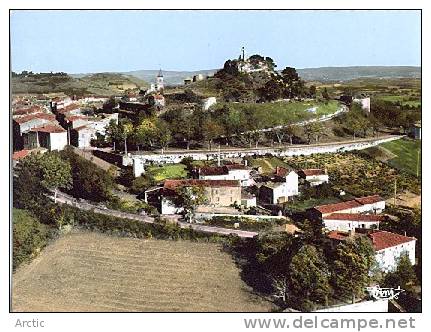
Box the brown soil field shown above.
[12,231,273,312]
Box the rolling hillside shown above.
[12,73,149,96]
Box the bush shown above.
[13,209,54,270]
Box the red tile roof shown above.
[324,213,386,222]
[30,124,66,133]
[13,105,42,116]
[200,166,227,176]
[164,179,240,190]
[12,149,31,160]
[327,230,415,251]
[355,195,384,205]
[274,166,292,177]
[57,104,80,114]
[13,113,56,124]
[369,231,416,251]
[314,195,385,214]
[299,169,326,177]
[65,115,88,122]
[72,125,95,132]
[315,200,363,214]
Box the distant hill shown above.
[123,69,218,86]
[296,66,421,82]
[12,72,148,96]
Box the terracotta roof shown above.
[315,200,363,214]
[369,231,416,251]
[65,115,88,122]
[57,104,80,113]
[13,113,56,124]
[354,195,384,205]
[12,149,31,160]
[154,94,165,100]
[13,105,42,116]
[30,124,66,133]
[200,166,227,176]
[164,179,240,190]
[324,213,385,222]
[274,166,293,177]
[72,125,95,132]
[299,169,326,177]
[314,195,385,214]
[327,230,415,252]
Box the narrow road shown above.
[55,192,258,239]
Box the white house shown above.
[323,213,385,231]
[410,121,421,140]
[24,124,68,151]
[311,195,386,219]
[70,125,96,148]
[241,191,257,208]
[353,97,371,113]
[259,169,299,204]
[88,113,119,136]
[370,231,416,272]
[199,164,253,187]
[297,168,329,186]
[328,230,416,272]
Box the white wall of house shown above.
[18,118,49,134]
[49,131,68,151]
[323,219,380,231]
[353,97,371,112]
[76,128,94,148]
[199,169,253,186]
[241,196,257,208]
[354,201,385,214]
[89,113,119,136]
[305,174,329,186]
[161,197,183,215]
[375,240,416,272]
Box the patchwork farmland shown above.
[12,231,273,312]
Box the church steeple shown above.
[157,68,163,77]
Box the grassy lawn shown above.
[147,164,188,182]
[379,138,421,176]
[248,156,291,174]
[215,100,340,129]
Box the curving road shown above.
[54,192,258,239]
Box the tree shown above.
[284,124,299,145]
[383,253,417,291]
[258,78,284,102]
[155,119,172,153]
[322,87,330,101]
[309,85,317,98]
[14,152,72,204]
[289,245,331,310]
[175,185,207,223]
[105,120,122,151]
[60,147,115,202]
[304,122,325,144]
[332,237,376,303]
[201,119,223,151]
[134,118,158,149]
[122,122,134,154]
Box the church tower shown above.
[156,69,164,91]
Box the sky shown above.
[10,10,421,73]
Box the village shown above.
[12,48,422,313]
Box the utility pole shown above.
[217,144,221,167]
[393,178,397,206]
[242,46,245,61]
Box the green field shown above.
[379,138,421,176]
[374,95,421,108]
[147,164,188,182]
[215,100,340,129]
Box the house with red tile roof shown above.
[327,230,416,272]
[297,168,329,186]
[159,179,241,215]
[309,195,385,219]
[323,213,386,231]
[198,163,253,186]
[23,124,68,151]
